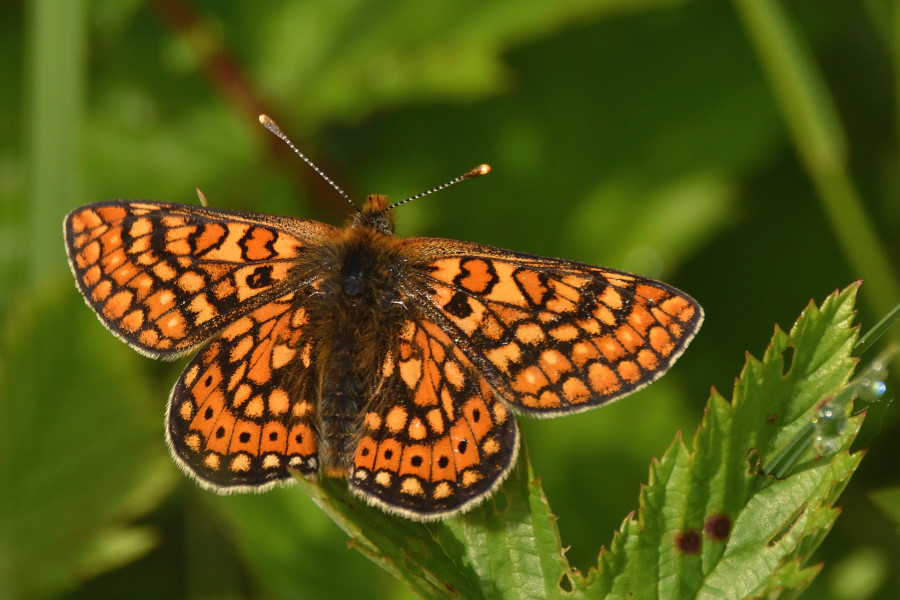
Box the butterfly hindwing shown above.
[399,239,704,416]
[347,318,519,519]
[166,289,321,491]
[64,201,338,358]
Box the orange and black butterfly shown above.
[63,115,703,520]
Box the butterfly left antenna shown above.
[258,114,355,210]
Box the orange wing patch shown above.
[400,241,703,416]
[348,319,519,519]
[166,290,319,491]
[64,201,337,358]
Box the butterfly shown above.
[63,115,703,520]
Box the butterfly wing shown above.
[166,288,321,491]
[63,201,338,358]
[397,239,704,416]
[347,318,519,520]
[64,201,338,490]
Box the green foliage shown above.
[3,1,898,598]
[296,450,567,599]
[0,284,176,599]
[869,487,900,534]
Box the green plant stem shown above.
[858,0,894,51]
[894,0,900,180]
[733,0,900,328]
[856,301,900,354]
[25,0,86,287]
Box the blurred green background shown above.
[2,0,898,598]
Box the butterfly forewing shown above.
[63,201,338,358]
[399,239,703,416]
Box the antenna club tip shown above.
[259,114,287,138]
[463,164,491,179]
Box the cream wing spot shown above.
[268,389,290,415]
[271,344,295,369]
[400,358,422,390]
[385,406,408,433]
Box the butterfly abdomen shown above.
[312,223,408,477]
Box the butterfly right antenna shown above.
[258,114,356,210]
[386,164,491,211]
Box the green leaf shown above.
[294,445,569,599]
[589,284,863,599]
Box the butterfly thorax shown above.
[310,203,408,478]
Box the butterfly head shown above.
[354,194,395,236]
